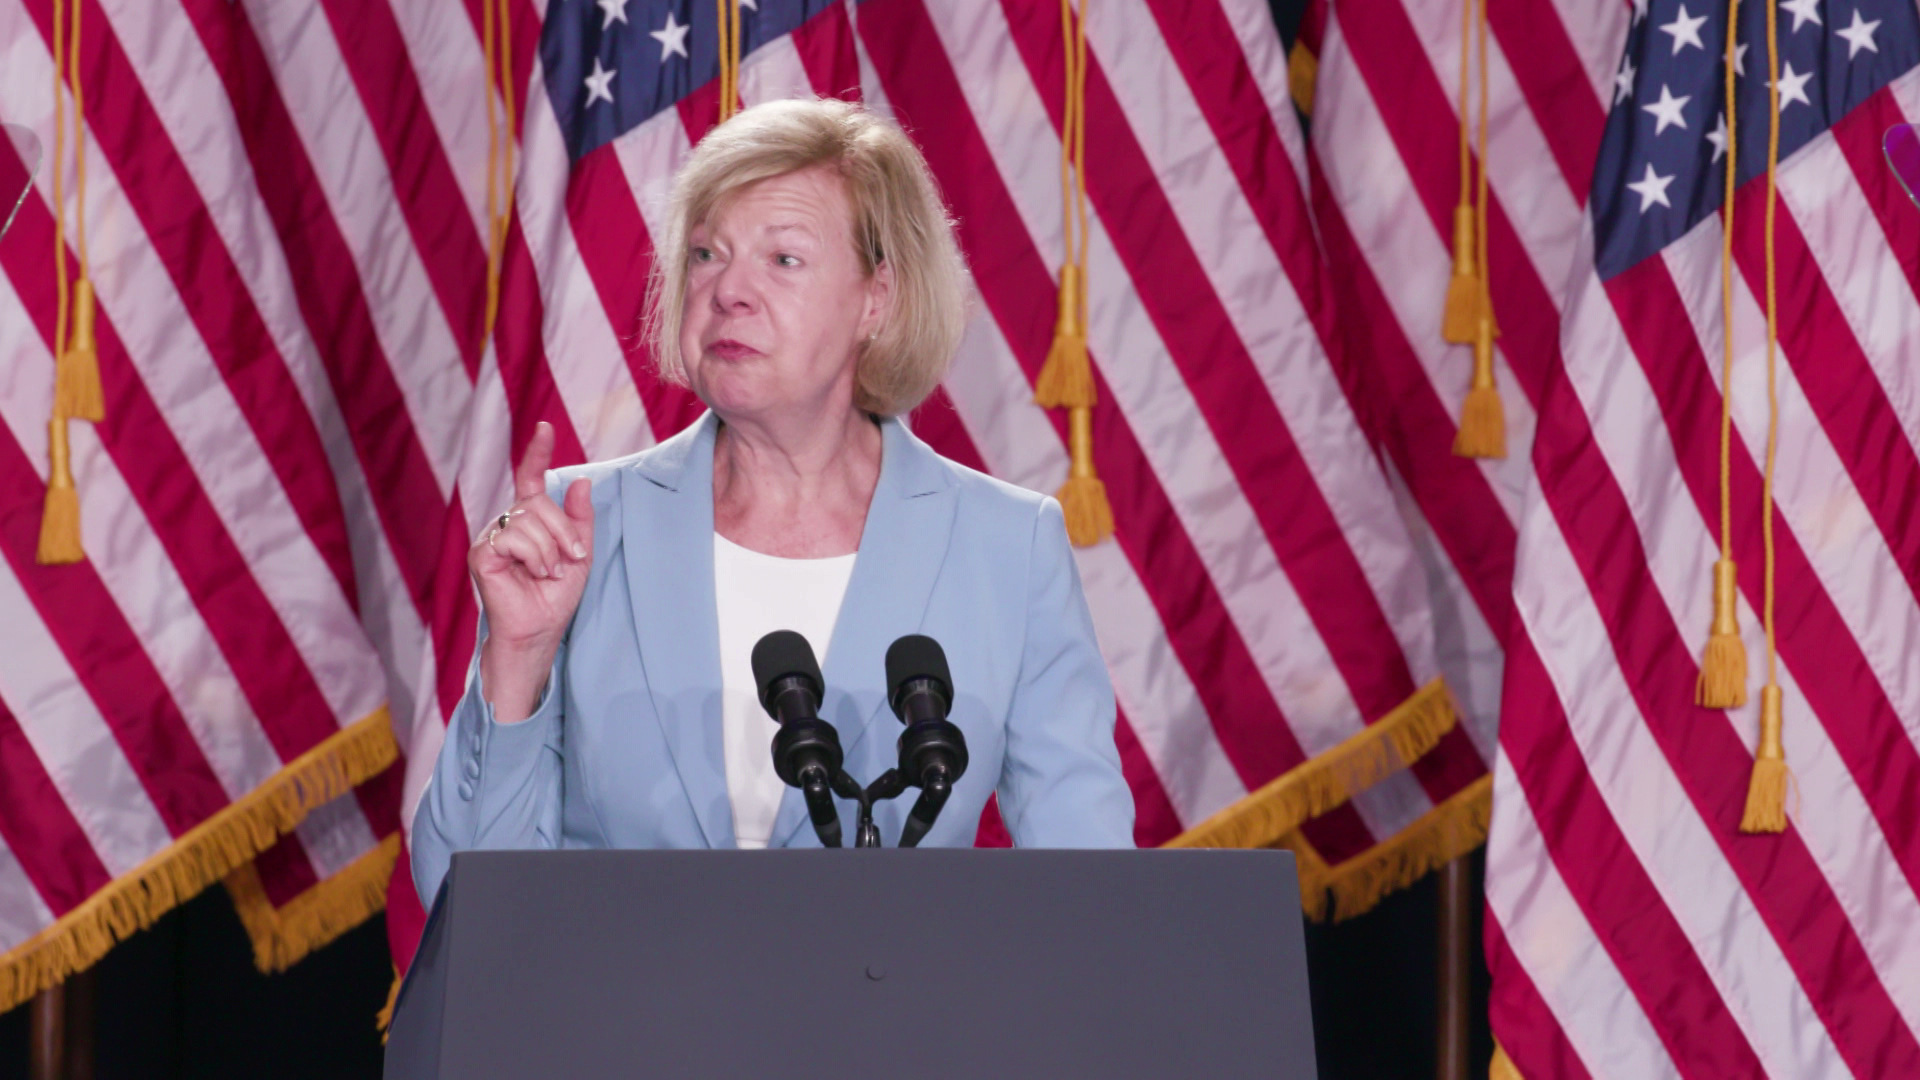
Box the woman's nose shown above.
[711,259,757,311]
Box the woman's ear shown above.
[862,259,895,339]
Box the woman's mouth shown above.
[708,339,761,360]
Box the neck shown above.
[712,406,883,557]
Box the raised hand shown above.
[471,421,594,722]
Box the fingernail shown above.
[572,542,587,559]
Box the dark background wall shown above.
[0,0,1494,1075]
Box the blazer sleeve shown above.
[996,497,1137,848]
[409,612,568,907]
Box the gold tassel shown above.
[1057,406,1113,546]
[1739,685,1788,833]
[1287,39,1317,116]
[56,279,104,422]
[1696,558,1748,707]
[1034,265,1094,409]
[1442,206,1481,344]
[1490,1044,1525,1080]
[1452,312,1504,458]
[37,419,84,565]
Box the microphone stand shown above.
[833,769,913,848]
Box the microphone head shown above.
[752,630,823,715]
[885,634,952,717]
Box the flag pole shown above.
[1435,856,1473,1080]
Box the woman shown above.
[413,98,1133,903]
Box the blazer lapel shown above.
[619,413,734,849]
[771,418,957,848]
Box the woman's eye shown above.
[774,254,800,268]
[691,247,714,263]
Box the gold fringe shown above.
[0,707,398,1014]
[1034,265,1094,409]
[377,964,401,1040]
[37,419,83,566]
[1166,678,1458,851]
[1442,206,1481,344]
[1490,1043,1525,1080]
[55,279,104,423]
[1740,685,1788,833]
[225,833,400,974]
[1696,558,1748,708]
[1314,774,1492,922]
[1287,39,1317,116]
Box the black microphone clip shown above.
[885,635,970,848]
[753,630,846,848]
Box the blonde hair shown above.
[643,97,971,417]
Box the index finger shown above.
[515,421,555,501]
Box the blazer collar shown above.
[620,412,957,850]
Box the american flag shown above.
[0,0,1490,1006]
[1308,0,1920,1071]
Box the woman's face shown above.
[679,167,890,423]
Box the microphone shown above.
[885,635,969,848]
[752,630,845,848]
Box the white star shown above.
[1660,4,1710,54]
[1642,83,1691,134]
[1776,61,1813,110]
[1732,41,1748,77]
[583,56,616,107]
[1627,163,1677,211]
[1630,0,1649,22]
[1615,56,1638,104]
[650,10,691,60]
[740,0,758,8]
[596,0,627,30]
[1837,9,1881,58]
[1780,0,1822,32]
[1706,111,1730,161]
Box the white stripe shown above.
[1566,229,1920,1040]
[0,562,172,880]
[1515,494,1847,1079]
[856,35,1245,827]
[1779,85,1920,484]
[0,837,56,951]
[0,277,288,806]
[1217,0,1312,199]
[921,0,1427,837]
[739,33,815,106]
[1484,754,1679,1080]
[72,0,392,730]
[945,309,1248,826]
[241,0,472,494]
[291,790,381,880]
[382,0,493,244]
[1542,0,1633,115]
[1091,7,1442,700]
[518,63,656,459]
[1313,19,1535,525]
[1651,226,1920,1032]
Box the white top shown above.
[713,532,858,849]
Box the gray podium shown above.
[385,849,1316,1079]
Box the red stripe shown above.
[1484,0,1607,207]
[0,391,226,837]
[909,388,1183,845]
[1483,894,1597,1079]
[315,0,488,378]
[251,830,323,907]
[387,836,429,973]
[1306,153,1519,642]
[182,0,449,616]
[1833,89,1920,310]
[1498,637,1764,1078]
[561,147,706,443]
[861,0,1378,859]
[0,703,113,916]
[1769,119,1920,614]
[1548,258,1920,1075]
[1141,0,1492,803]
[18,2,372,765]
[792,0,863,102]
[997,0,1420,723]
[19,1,363,614]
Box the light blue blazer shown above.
[412,412,1134,902]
